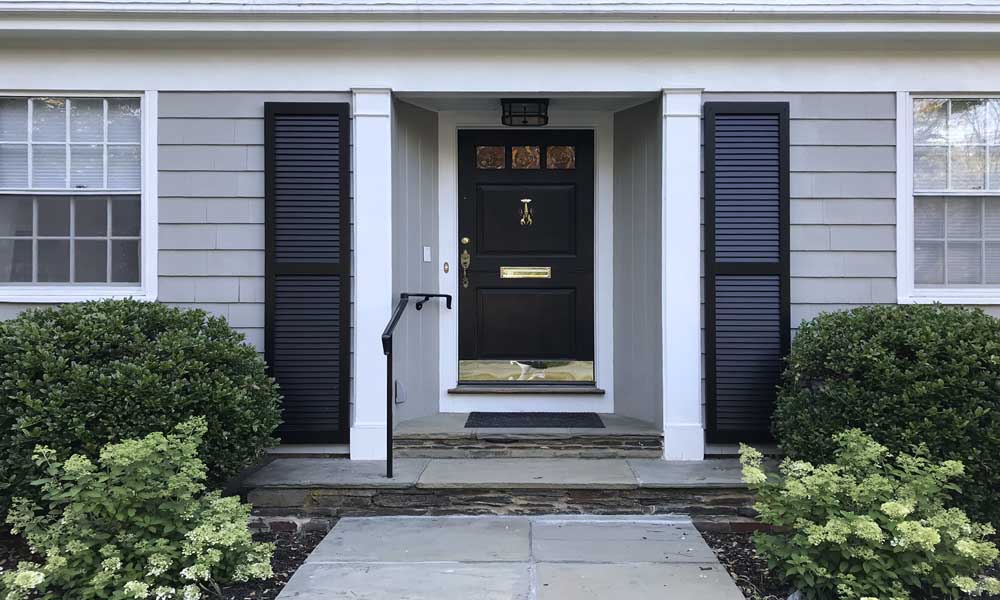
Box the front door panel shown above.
[458,130,594,384]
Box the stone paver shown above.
[627,458,747,488]
[416,458,637,489]
[536,563,745,599]
[241,458,428,489]
[531,519,717,563]
[308,516,530,562]
[277,516,746,600]
[281,563,530,599]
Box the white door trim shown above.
[437,109,614,413]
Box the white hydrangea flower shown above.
[122,580,151,598]
[11,570,45,590]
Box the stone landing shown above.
[241,457,757,533]
[393,413,663,459]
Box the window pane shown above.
[0,144,28,188]
[37,239,69,282]
[37,196,70,236]
[107,99,140,143]
[31,145,66,188]
[915,197,945,238]
[512,146,540,169]
[947,241,982,284]
[0,196,33,237]
[75,196,107,236]
[985,198,1000,239]
[111,239,139,283]
[947,197,982,238]
[987,242,1000,284]
[74,239,107,283]
[31,98,66,142]
[0,239,32,282]
[915,241,945,285]
[990,147,1000,190]
[914,146,947,190]
[950,146,986,190]
[950,99,989,144]
[108,145,140,189]
[914,99,948,144]
[69,144,103,189]
[0,98,27,142]
[69,99,103,143]
[111,196,141,236]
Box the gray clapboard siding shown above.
[158,91,352,351]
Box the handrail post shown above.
[381,292,451,479]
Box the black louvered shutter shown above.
[704,102,790,443]
[265,103,351,443]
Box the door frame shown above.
[437,110,614,413]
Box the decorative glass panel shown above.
[546,145,576,169]
[476,146,505,170]
[511,145,540,169]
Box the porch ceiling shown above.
[395,92,657,114]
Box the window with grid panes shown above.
[0,96,141,285]
[913,98,1000,287]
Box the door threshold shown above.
[448,385,606,395]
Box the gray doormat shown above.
[465,412,604,428]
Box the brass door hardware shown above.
[519,198,533,226]
[500,266,551,279]
[460,248,471,289]
[443,262,450,273]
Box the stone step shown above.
[240,457,756,532]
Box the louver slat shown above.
[704,103,790,443]
[265,103,351,444]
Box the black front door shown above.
[458,130,595,384]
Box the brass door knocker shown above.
[460,237,471,289]
[519,198,533,226]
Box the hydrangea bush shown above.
[740,429,999,600]
[0,419,273,600]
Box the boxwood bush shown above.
[0,299,282,516]
[773,304,1000,525]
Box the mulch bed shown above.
[703,531,1000,600]
[0,527,329,600]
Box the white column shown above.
[351,88,393,460]
[661,88,706,460]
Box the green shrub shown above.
[741,430,1000,600]
[1,418,273,600]
[773,304,1000,525]
[0,299,282,515]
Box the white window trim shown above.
[897,91,1000,304]
[0,90,157,303]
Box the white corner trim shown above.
[661,88,705,461]
[436,109,615,414]
[349,421,388,460]
[0,89,158,304]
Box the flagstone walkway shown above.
[276,515,746,599]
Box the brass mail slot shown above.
[500,266,551,279]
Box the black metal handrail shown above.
[381,292,452,478]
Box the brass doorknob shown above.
[461,237,470,245]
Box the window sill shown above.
[900,289,1000,305]
[0,286,155,304]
